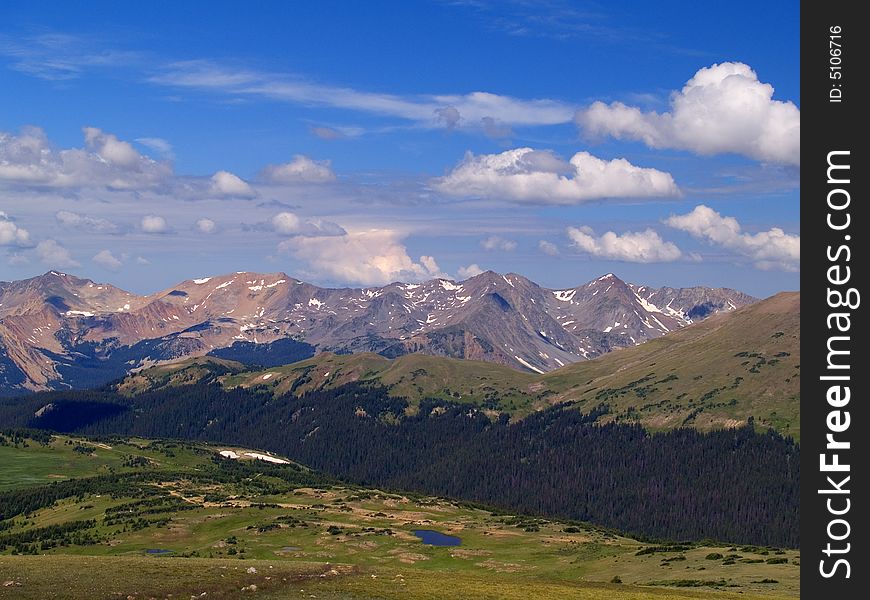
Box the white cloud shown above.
[0,126,171,188]
[665,204,799,271]
[457,263,484,279]
[0,212,32,246]
[419,255,442,275]
[260,155,336,184]
[135,256,150,265]
[567,226,682,263]
[210,170,256,197]
[135,137,173,157]
[92,249,123,270]
[577,62,800,166]
[271,212,345,237]
[36,239,80,268]
[279,229,447,286]
[0,32,139,81]
[538,240,559,256]
[83,127,140,167]
[55,210,118,233]
[480,117,512,139]
[481,235,517,252]
[153,61,576,128]
[140,215,168,233]
[435,148,679,203]
[271,212,301,234]
[195,218,217,233]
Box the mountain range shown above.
[0,269,755,395]
[116,291,799,438]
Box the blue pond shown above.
[413,529,462,547]
[145,548,174,554]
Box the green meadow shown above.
[0,432,799,599]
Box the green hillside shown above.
[0,431,800,599]
[542,291,800,438]
[120,292,799,438]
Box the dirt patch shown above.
[450,548,492,559]
[475,559,532,573]
[548,534,594,544]
[642,413,683,428]
[382,497,411,508]
[293,488,340,501]
[82,441,113,450]
[389,530,421,542]
[388,550,430,564]
[482,528,524,538]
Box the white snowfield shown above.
[218,449,290,464]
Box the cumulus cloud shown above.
[55,210,118,233]
[92,249,123,270]
[665,204,799,271]
[279,229,447,286]
[435,148,679,203]
[457,264,484,279]
[577,62,800,166]
[36,239,80,268]
[140,215,168,233]
[567,226,682,263]
[195,218,217,233]
[270,212,345,237]
[0,126,171,188]
[83,127,140,167]
[419,255,443,276]
[271,212,301,234]
[0,212,32,246]
[538,240,559,256]
[481,235,517,252]
[260,155,336,184]
[210,170,256,197]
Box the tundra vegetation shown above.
[0,430,799,599]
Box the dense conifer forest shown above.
[0,382,799,547]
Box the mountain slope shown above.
[118,292,799,437]
[0,270,755,394]
[543,291,800,438]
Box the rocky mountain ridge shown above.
[0,269,755,394]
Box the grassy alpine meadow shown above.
[0,431,799,599]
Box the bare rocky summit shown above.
[0,270,755,394]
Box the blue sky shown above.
[0,0,799,296]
